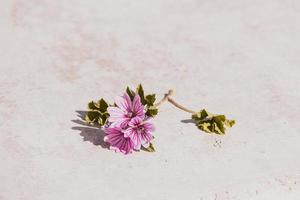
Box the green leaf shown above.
[192,109,209,121]
[97,112,109,126]
[198,122,212,133]
[224,119,235,127]
[212,115,226,134]
[85,98,110,126]
[97,98,108,113]
[146,106,158,117]
[97,117,104,125]
[85,111,101,123]
[192,110,235,135]
[136,84,147,105]
[142,143,155,152]
[145,94,156,106]
[88,101,99,110]
[126,86,135,100]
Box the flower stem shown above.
[167,97,196,114]
[155,90,196,114]
[154,89,174,108]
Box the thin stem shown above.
[154,89,174,108]
[155,90,196,114]
[167,97,196,114]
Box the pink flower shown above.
[124,117,154,150]
[107,93,145,128]
[104,126,134,154]
[105,93,155,154]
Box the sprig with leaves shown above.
[84,84,235,154]
[192,109,235,135]
[154,89,235,135]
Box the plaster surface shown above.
[1,0,300,199]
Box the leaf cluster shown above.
[85,98,110,126]
[192,109,235,135]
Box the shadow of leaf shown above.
[71,110,109,149]
[181,119,196,124]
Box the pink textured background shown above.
[1,0,300,199]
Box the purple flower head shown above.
[124,117,154,150]
[105,92,155,154]
[104,126,134,154]
[107,93,145,128]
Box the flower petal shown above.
[134,142,142,150]
[110,118,130,128]
[123,127,133,138]
[107,107,125,122]
[128,116,143,127]
[115,93,132,112]
[140,131,152,145]
[132,94,145,118]
[131,131,142,147]
[142,142,150,148]
[143,122,155,132]
[104,127,134,154]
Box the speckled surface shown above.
[1,0,300,199]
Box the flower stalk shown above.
[155,89,196,114]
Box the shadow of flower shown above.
[71,110,109,149]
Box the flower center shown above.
[136,126,145,134]
[127,111,135,118]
